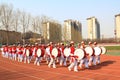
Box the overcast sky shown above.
[1,0,120,39]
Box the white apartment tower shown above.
[87,17,100,40]
[42,22,62,43]
[115,14,120,39]
[63,19,82,42]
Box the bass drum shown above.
[101,46,107,54]
[85,46,94,56]
[36,49,41,57]
[74,49,85,60]
[26,49,30,57]
[94,47,102,56]
[51,48,58,57]
[64,48,70,57]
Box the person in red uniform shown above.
[3,45,9,58]
[24,44,32,64]
[17,44,23,62]
[68,41,78,72]
[70,41,75,56]
[56,43,61,63]
[23,44,27,63]
[9,45,13,59]
[12,44,17,61]
[88,41,96,66]
[48,42,56,68]
[93,42,101,65]
[79,41,89,69]
[40,44,45,63]
[34,44,43,66]
[30,45,35,61]
[45,43,51,64]
[59,43,66,66]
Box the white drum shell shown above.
[26,49,30,56]
[36,49,41,57]
[101,46,106,54]
[85,46,94,56]
[94,47,101,56]
[74,49,85,60]
[64,48,70,57]
[51,48,58,57]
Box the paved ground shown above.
[0,55,120,80]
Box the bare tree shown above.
[32,16,39,34]
[1,4,14,44]
[0,5,2,27]
[13,9,21,43]
[13,9,21,31]
[0,5,2,44]
[20,11,31,44]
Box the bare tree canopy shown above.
[0,3,62,44]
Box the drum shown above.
[64,48,70,57]
[101,46,107,54]
[51,48,58,57]
[26,49,30,56]
[85,46,94,56]
[94,47,101,56]
[74,49,85,60]
[36,49,41,57]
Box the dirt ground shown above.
[0,55,120,80]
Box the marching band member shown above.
[45,44,51,64]
[48,42,56,68]
[8,45,12,59]
[17,44,23,62]
[68,41,78,72]
[40,44,45,62]
[30,45,35,61]
[12,44,17,61]
[79,41,89,69]
[94,42,101,65]
[88,42,96,66]
[34,44,44,66]
[23,44,27,63]
[56,43,61,63]
[59,43,67,66]
[77,43,81,48]
[33,43,39,66]
[3,45,8,58]
[28,45,33,63]
[24,44,32,64]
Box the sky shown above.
[0,0,120,39]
